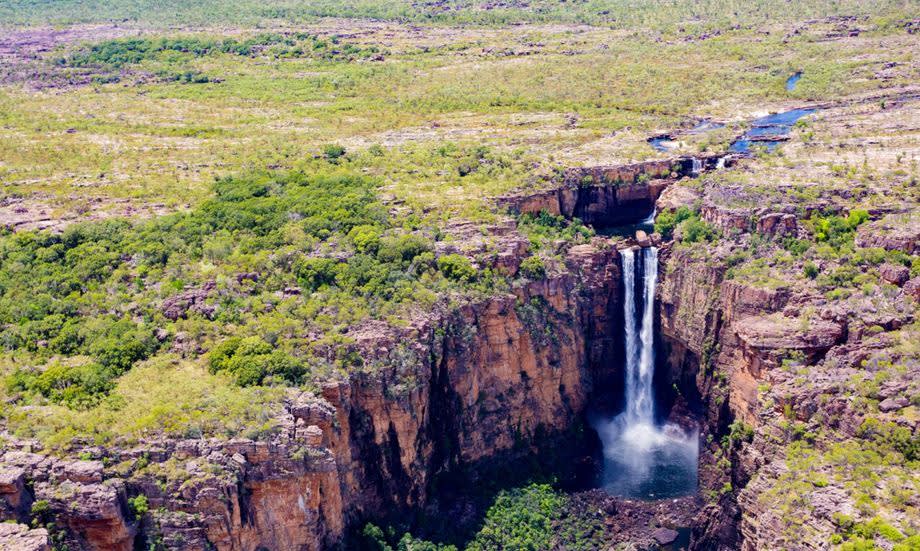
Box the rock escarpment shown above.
[656,213,918,549]
[496,156,726,227]
[0,237,621,550]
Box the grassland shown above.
[1,16,917,227]
[1,0,913,28]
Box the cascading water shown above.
[594,246,699,499]
[691,157,702,175]
[623,247,656,425]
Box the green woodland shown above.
[0,169,561,407]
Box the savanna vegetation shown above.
[2,166,583,446]
[0,0,912,29]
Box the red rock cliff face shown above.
[496,156,726,228]
[322,240,620,531]
[0,240,621,551]
[657,246,863,551]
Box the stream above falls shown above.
[729,107,817,153]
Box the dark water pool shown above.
[596,209,655,238]
[595,420,699,500]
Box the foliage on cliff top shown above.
[361,483,567,551]
[2,356,286,448]
[0,167,520,442]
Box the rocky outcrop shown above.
[0,238,621,551]
[879,262,910,285]
[496,156,724,227]
[855,211,919,253]
[656,240,866,550]
[161,281,217,320]
[756,212,797,236]
[0,523,50,551]
[0,466,30,522]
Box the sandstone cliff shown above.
[0,238,621,551]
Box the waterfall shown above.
[691,157,702,174]
[716,156,726,170]
[593,245,698,499]
[622,247,657,425]
[640,207,656,225]
[621,248,639,419]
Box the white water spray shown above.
[691,157,703,175]
[640,207,656,226]
[595,246,698,499]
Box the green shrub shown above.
[128,495,149,519]
[654,206,694,239]
[349,225,383,253]
[681,217,719,243]
[323,144,347,162]
[8,362,115,409]
[30,500,51,528]
[295,257,341,291]
[209,336,304,386]
[466,484,566,551]
[377,234,432,265]
[517,211,592,246]
[805,209,869,248]
[804,261,819,279]
[437,254,476,282]
[86,320,158,373]
[783,237,810,256]
[519,256,546,279]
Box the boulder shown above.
[635,230,651,247]
[879,396,909,413]
[56,460,104,484]
[905,277,920,300]
[757,213,797,236]
[879,263,909,286]
[652,527,680,545]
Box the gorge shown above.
[0,159,785,550]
